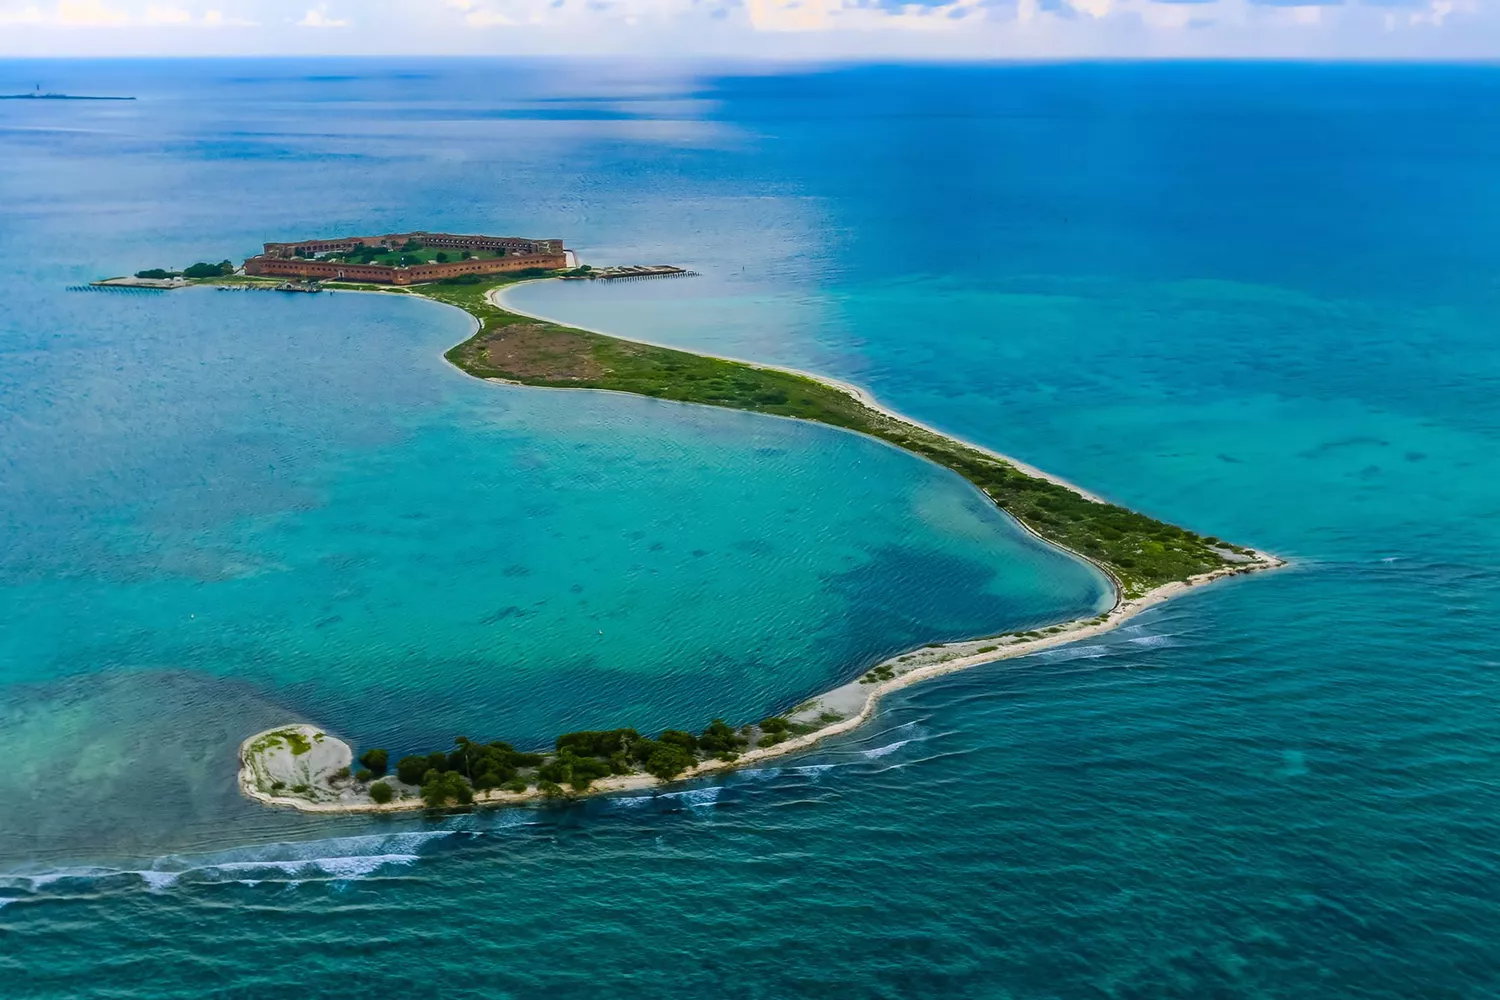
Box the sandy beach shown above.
[236,279,1285,816]
[240,543,1282,816]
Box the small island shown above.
[108,228,1285,813]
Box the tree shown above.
[699,718,746,759]
[644,745,696,780]
[660,729,699,753]
[368,782,394,804]
[395,754,431,785]
[134,268,176,279]
[359,748,388,775]
[434,252,449,263]
[556,729,641,758]
[421,770,474,809]
[183,261,225,278]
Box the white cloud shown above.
[296,4,347,26]
[55,0,130,25]
[0,0,1494,56]
[0,2,44,23]
[1409,0,1455,24]
[145,3,190,21]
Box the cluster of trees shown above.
[355,747,387,782]
[135,260,235,279]
[757,716,790,747]
[359,716,765,808]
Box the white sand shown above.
[233,281,1289,816]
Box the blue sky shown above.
[0,0,1493,57]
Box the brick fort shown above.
[244,231,568,285]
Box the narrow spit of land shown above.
[201,271,1284,814]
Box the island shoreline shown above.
[232,274,1286,816]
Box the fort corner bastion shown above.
[243,230,568,285]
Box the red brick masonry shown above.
[243,231,567,285]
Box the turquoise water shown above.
[4,60,1500,997]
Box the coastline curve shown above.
[229,273,1286,816]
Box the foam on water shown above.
[1,830,458,900]
[862,738,914,759]
[659,786,723,809]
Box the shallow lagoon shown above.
[0,283,1106,864]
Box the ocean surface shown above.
[2,60,1499,997]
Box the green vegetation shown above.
[315,242,507,269]
[359,748,388,775]
[134,261,232,279]
[373,716,767,809]
[860,664,896,685]
[757,716,790,748]
[369,781,394,804]
[424,274,1256,598]
[698,719,747,759]
[280,729,312,755]
[421,770,473,809]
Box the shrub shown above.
[182,260,232,279]
[434,252,449,263]
[660,729,699,753]
[556,729,641,758]
[395,754,431,785]
[699,718,746,759]
[368,782,394,804]
[134,268,177,279]
[359,748,388,775]
[644,745,696,780]
[421,770,474,809]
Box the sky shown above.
[0,0,1494,59]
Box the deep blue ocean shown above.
[3,60,1500,998]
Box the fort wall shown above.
[244,250,567,285]
[262,231,564,261]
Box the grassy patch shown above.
[418,275,1247,598]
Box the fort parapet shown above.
[244,231,567,285]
